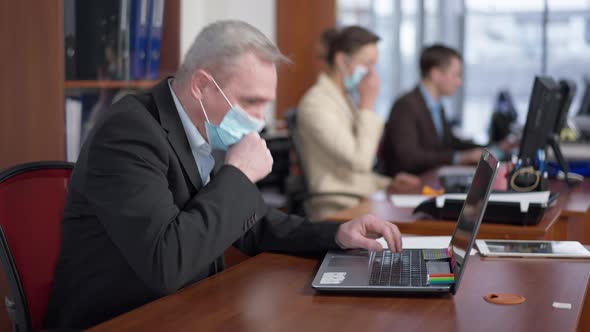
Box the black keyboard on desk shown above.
[369,250,428,286]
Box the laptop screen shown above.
[449,150,498,294]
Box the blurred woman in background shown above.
[297,26,421,219]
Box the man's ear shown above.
[429,67,442,83]
[189,69,211,100]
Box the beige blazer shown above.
[297,73,391,219]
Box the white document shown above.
[377,236,477,255]
[65,98,82,162]
[390,195,433,208]
[377,236,450,249]
[401,236,451,249]
[436,191,551,212]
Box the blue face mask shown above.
[198,76,266,151]
[343,65,368,92]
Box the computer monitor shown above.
[553,79,577,135]
[518,76,561,162]
[518,76,582,186]
[578,76,590,116]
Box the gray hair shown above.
[176,20,290,87]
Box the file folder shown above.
[129,0,149,79]
[145,0,165,79]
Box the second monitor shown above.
[518,76,561,163]
[517,76,581,186]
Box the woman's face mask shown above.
[343,65,369,92]
[198,74,266,151]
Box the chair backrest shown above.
[284,107,317,217]
[0,161,74,331]
[284,108,364,217]
[284,107,311,195]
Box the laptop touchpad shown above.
[329,256,368,267]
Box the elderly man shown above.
[44,20,403,329]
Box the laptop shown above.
[312,150,499,295]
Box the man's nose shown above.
[245,110,264,121]
[252,107,266,120]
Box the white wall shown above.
[180,0,278,126]
[180,0,276,60]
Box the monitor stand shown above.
[547,134,583,186]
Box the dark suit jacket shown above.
[381,86,480,175]
[44,79,340,329]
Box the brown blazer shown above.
[381,86,479,175]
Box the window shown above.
[546,0,590,114]
[337,0,463,119]
[463,0,544,143]
[337,0,590,143]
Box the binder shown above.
[145,0,165,79]
[413,191,560,226]
[64,0,76,80]
[129,0,150,79]
[117,0,131,80]
[75,0,120,79]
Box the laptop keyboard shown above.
[369,250,428,286]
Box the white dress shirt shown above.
[168,79,215,185]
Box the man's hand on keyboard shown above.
[335,215,402,252]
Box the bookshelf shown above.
[0,0,180,169]
[65,80,159,89]
[0,1,180,329]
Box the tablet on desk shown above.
[476,239,590,258]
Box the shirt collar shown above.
[317,72,356,117]
[167,79,211,153]
[418,83,442,111]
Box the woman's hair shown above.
[319,26,380,66]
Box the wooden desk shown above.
[549,179,590,244]
[328,174,590,242]
[551,178,590,217]
[89,252,590,332]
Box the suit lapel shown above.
[151,78,203,191]
[210,150,226,179]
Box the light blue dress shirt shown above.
[168,79,215,185]
[419,83,465,163]
[417,83,502,162]
[418,83,444,139]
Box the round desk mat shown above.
[483,293,526,305]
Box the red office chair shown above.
[0,161,74,332]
